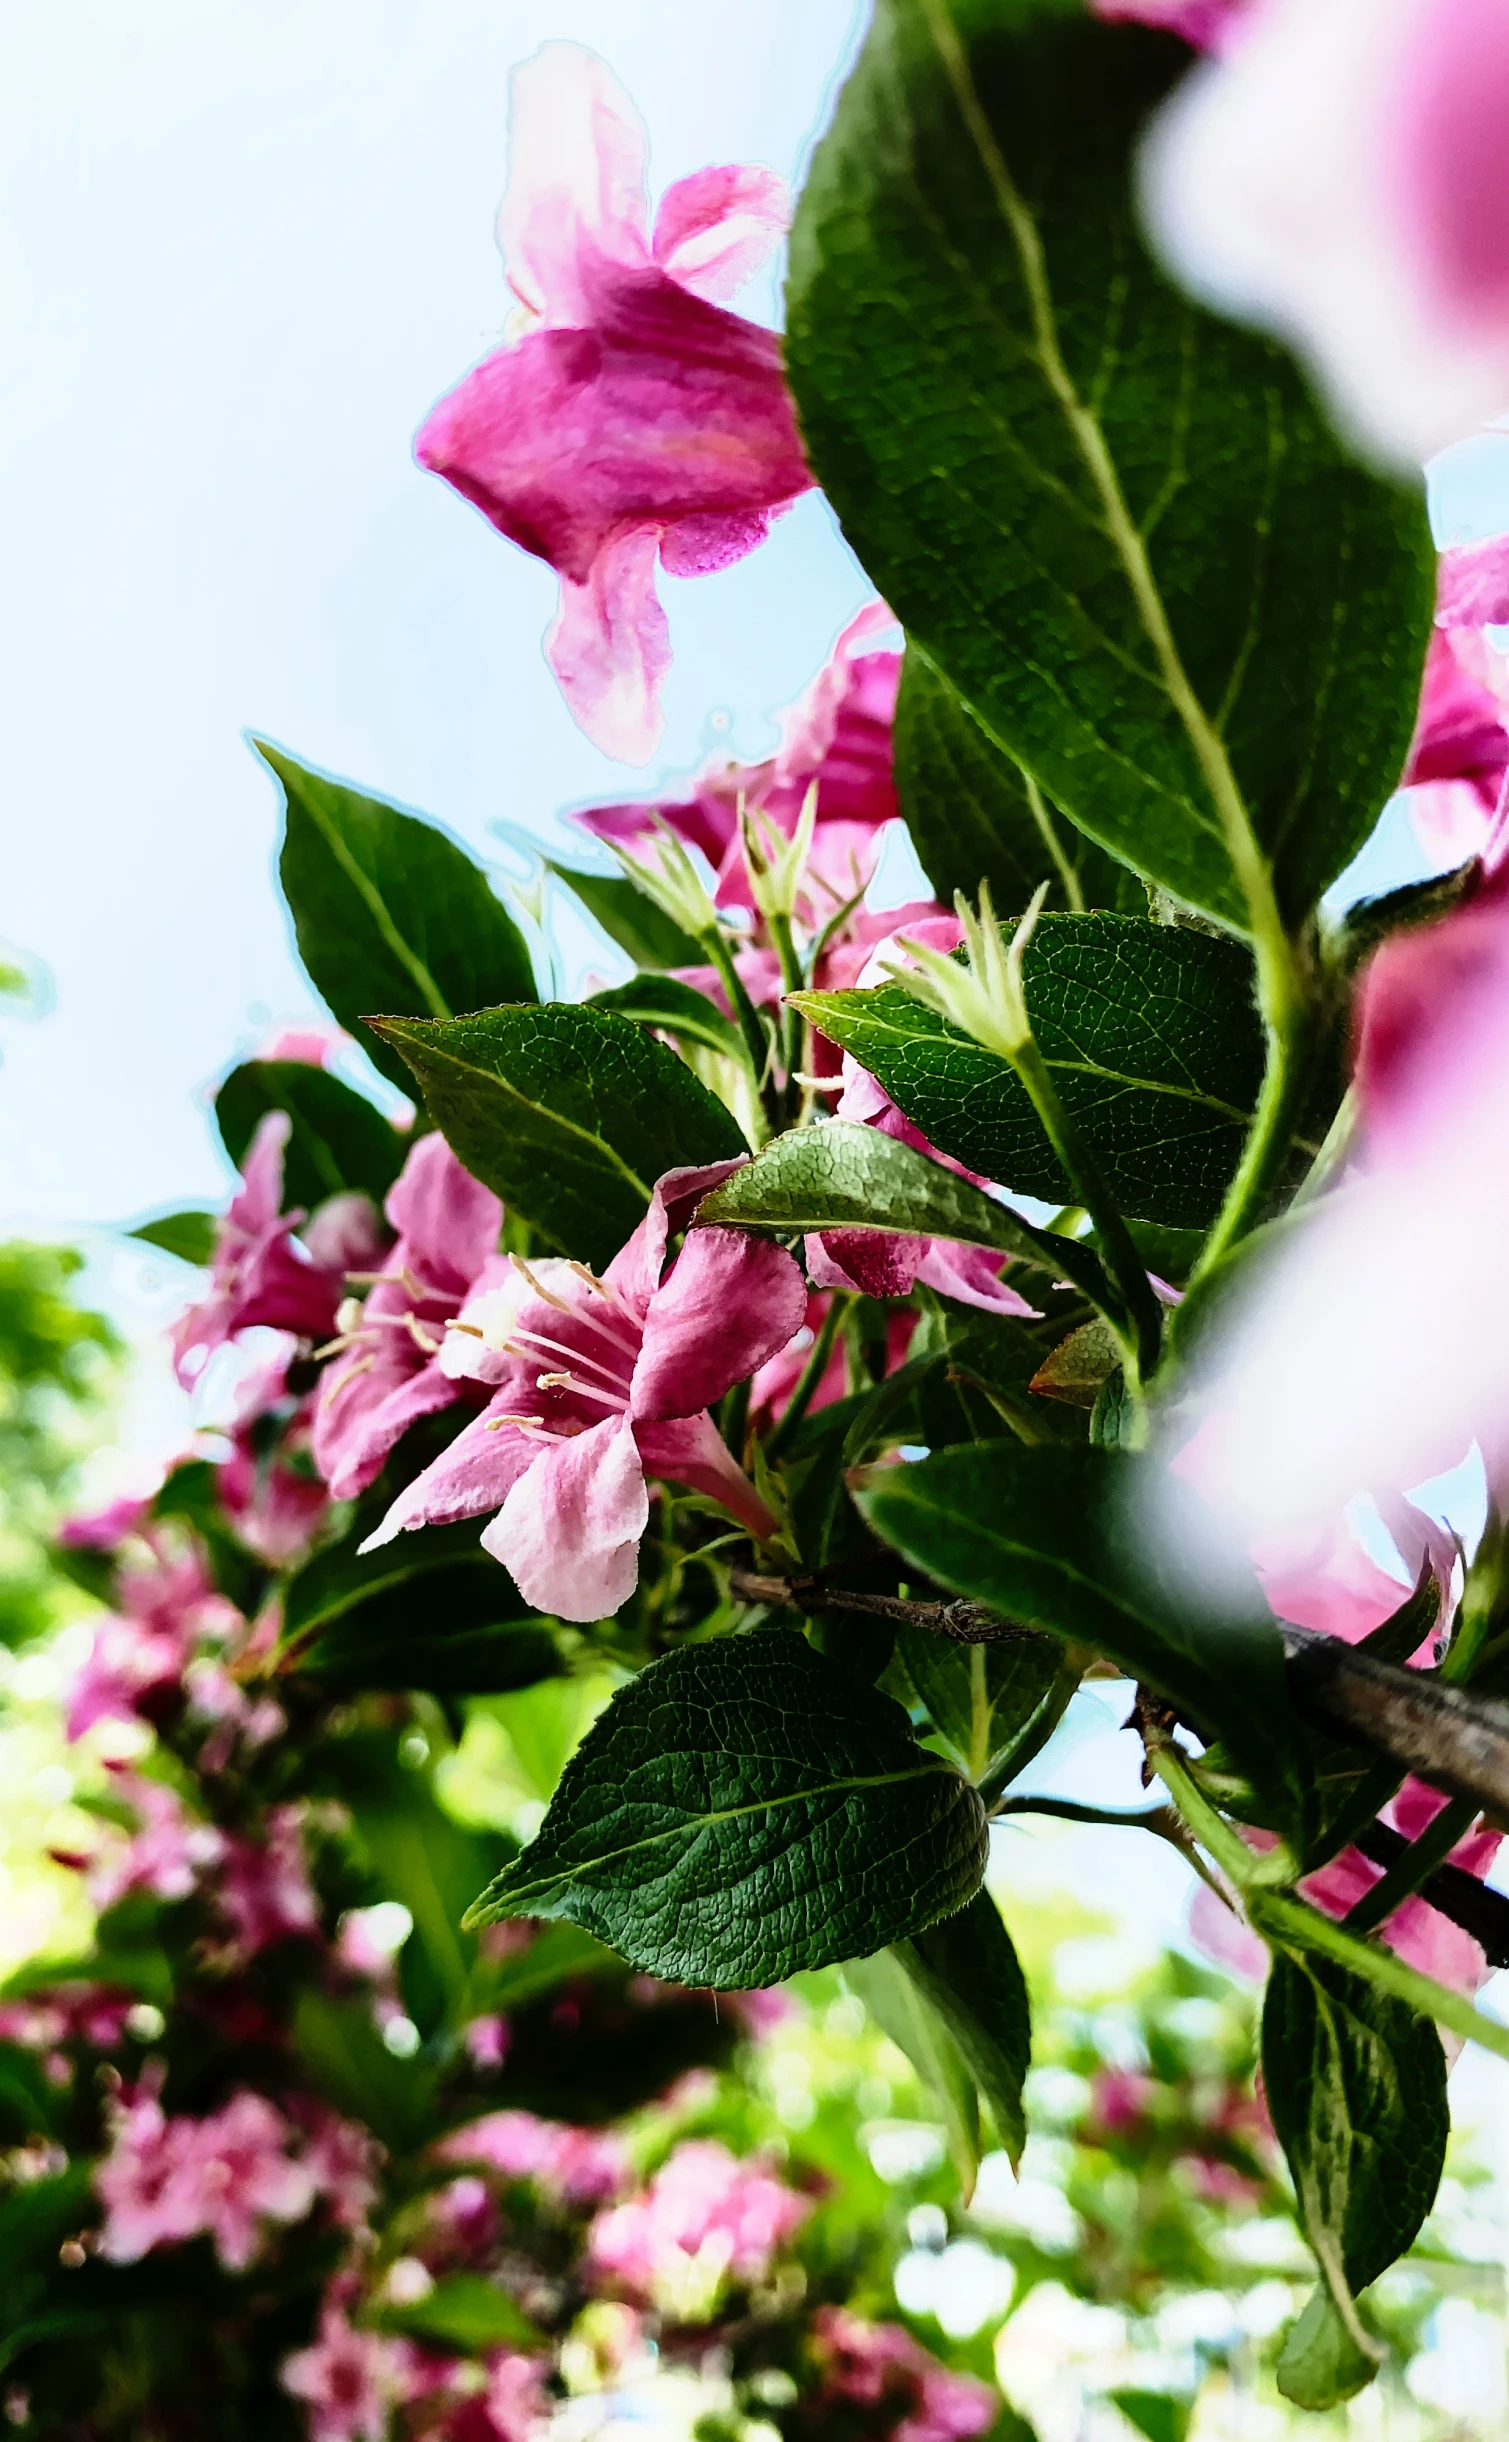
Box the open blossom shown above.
[807,2309,997,2442]
[98,2088,320,2271]
[216,1805,321,1956]
[84,1777,227,1913]
[438,2109,628,2208]
[1143,0,1509,464]
[282,2304,398,2442]
[415,42,811,762]
[65,1537,241,1742]
[588,2139,809,2304]
[1400,532,1509,866]
[173,1113,384,1387]
[363,1161,805,1621]
[218,1348,330,1565]
[576,605,900,923]
[312,1131,504,1502]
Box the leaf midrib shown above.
[305,793,453,1023]
[476,1760,962,1913]
[381,1023,655,1207]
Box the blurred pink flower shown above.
[173,1114,383,1387]
[1093,0,1245,42]
[0,1985,135,2055]
[1399,533,1509,866]
[217,1349,330,1567]
[84,1778,227,1913]
[415,43,810,762]
[65,1537,241,1742]
[99,2088,318,2272]
[291,2103,385,2232]
[463,2014,510,2072]
[282,2304,397,2442]
[363,1161,805,1621]
[576,606,899,921]
[312,1132,504,1502]
[588,2139,809,2299]
[437,2109,629,2209]
[1143,0,1509,464]
[57,1494,152,1550]
[810,2309,997,2442]
[216,1806,321,1957]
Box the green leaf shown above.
[292,1990,436,2150]
[1274,2289,1380,2416]
[378,2272,545,2353]
[128,1209,218,1266]
[856,1441,1304,1824]
[1262,1951,1447,2404]
[903,1885,1032,2165]
[372,1003,747,1272]
[897,1622,1064,1783]
[259,741,536,1092]
[786,0,1434,931]
[1108,2393,1193,2442]
[463,1629,988,1986]
[548,860,706,970]
[695,1118,1116,1316]
[845,1945,982,2191]
[797,913,1263,1228]
[281,1521,563,1696]
[895,646,1144,916]
[587,973,744,1062]
[214,1059,405,1211]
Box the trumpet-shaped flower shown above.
[575,605,900,921]
[312,1132,504,1502]
[363,1161,805,1622]
[1143,0,1509,465]
[1400,533,1509,865]
[415,43,811,762]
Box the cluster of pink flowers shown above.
[586,2138,811,2302]
[437,2108,629,2209]
[807,2309,997,2442]
[283,2304,548,2442]
[76,1773,321,1960]
[96,2084,378,2271]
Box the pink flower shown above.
[363,1162,805,1622]
[810,2309,997,2442]
[802,915,1041,1318]
[283,2304,397,2442]
[576,606,900,922]
[98,2088,318,2271]
[1093,0,1245,43]
[218,1350,331,1566]
[85,1778,227,1913]
[294,2104,385,2232]
[173,1114,383,1387]
[312,1132,504,1502]
[57,1494,152,1550]
[437,2110,629,2208]
[0,1985,135,2054]
[587,2139,809,2299]
[216,1806,321,1957]
[473,2351,550,2442]
[65,1537,241,1742]
[414,43,811,762]
[1400,534,1509,866]
[1086,2067,1157,2136]
[1143,0,1509,465]
[463,2014,510,2072]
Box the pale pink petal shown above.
[632,1228,807,1421]
[315,1355,461,1505]
[652,165,791,302]
[606,1159,753,1312]
[635,1411,779,1541]
[233,1110,293,1234]
[385,1131,502,1287]
[497,43,650,326]
[484,1414,648,1621]
[547,526,671,763]
[1395,0,1509,332]
[1188,1881,1268,1980]
[359,1396,541,1549]
[912,1239,1038,1317]
[1435,531,1509,628]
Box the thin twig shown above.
[728,1569,1026,1645]
[1281,1624,1509,1815]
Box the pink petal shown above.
[636,1411,779,1541]
[1188,1881,1269,1980]
[659,507,781,577]
[359,1392,541,1548]
[232,1110,293,1235]
[547,526,672,764]
[912,1239,1038,1316]
[808,1228,931,1301]
[496,43,650,327]
[631,1227,807,1421]
[484,1414,648,1620]
[315,1353,461,1505]
[1395,0,1509,328]
[606,1158,754,1312]
[385,1130,503,1288]
[1092,0,1243,43]
[1435,531,1509,629]
[651,165,791,303]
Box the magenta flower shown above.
[576,606,900,920]
[83,1777,227,1914]
[587,2139,810,2303]
[363,1161,805,1623]
[173,1112,386,1387]
[1095,0,1245,41]
[1400,534,1509,865]
[414,42,811,763]
[810,2309,997,2442]
[98,2087,319,2271]
[1144,0,1509,465]
[215,1805,321,1958]
[282,2303,397,2442]
[438,2109,629,2208]
[312,1131,504,1503]
[65,1537,241,1742]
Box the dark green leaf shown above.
[897,1622,1064,1783]
[903,1885,1032,2164]
[896,646,1144,917]
[786,0,1434,931]
[587,973,744,1061]
[695,1119,1116,1317]
[259,741,536,1092]
[215,1059,405,1210]
[1262,1951,1447,2403]
[856,1441,1305,1823]
[795,913,1263,1229]
[372,1003,747,1272]
[128,1210,218,1266]
[548,861,706,970]
[1108,2393,1193,2442]
[378,2273,545,2353]
[463,1629,988,1986]
[844,1945,982,2190]
[282,1521,562,1696]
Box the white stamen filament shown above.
[502,1322,633,1397]
[535,1371,630,1412]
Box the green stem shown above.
[994,1790,1228,1898]
[703,927,772,1144]
[719,1376,751,1464]
[1189,991,1316,1282]
[770,910,806,1126]
[1251,1889,1509,2066]
[1343,1795,1477,1936]
[1444,1504,1509,1685]
[1010,1038,1163,1386]
[764,1292,849,1464]
[1150,1736,1296,1890]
